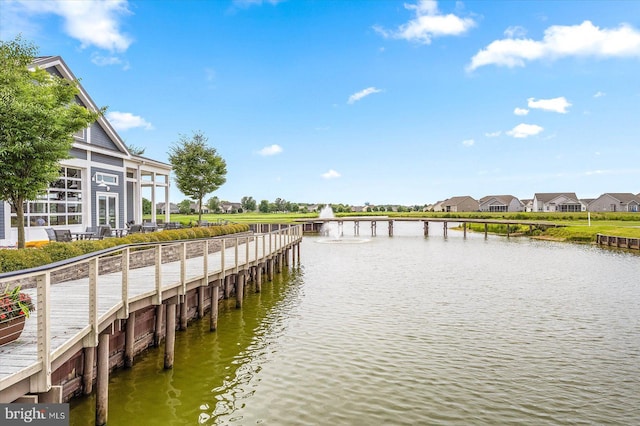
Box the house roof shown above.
[444,196,477,206]
[600,193,640,203]
[534,193,579,203]
[479,195,519,205]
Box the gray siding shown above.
[70,147,87,160]
[127,181,134,222]
[46,66,63,78]
[92,152,123,167]
[90,122,121,151]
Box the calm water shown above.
[71,222,640,425]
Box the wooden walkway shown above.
[0,225,302,403]
[295,216,562,237]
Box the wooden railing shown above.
[0,224,303,401]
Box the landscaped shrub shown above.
[0,249,52,273]
[40,242,84,262]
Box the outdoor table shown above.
[71,232,95,240]
[113,228,128,237]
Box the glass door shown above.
[97,193,118,227]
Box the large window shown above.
[489,205,507,212]
[11,167,83,227]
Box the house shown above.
[0,56,171,246]
[156,202,180,214]
[532,193,584,212]
[520,199,533,212]
[478,195,523,212]
[220,202,243,213]
[588,193,640,212]
[190,202,210,214]
[441,196,479,212]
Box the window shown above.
[11,167,83,228]
[94,172,118,185]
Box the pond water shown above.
[70,222,640,425]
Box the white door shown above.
[97,193,118,227]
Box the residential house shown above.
[0,56,171,246]
[156,202,180,214]
[441,196,479,212]
[220,202,243,213]
[588,193,640,212]
[520,199,533,212]
[478,195,523,212]
[190,201,210,214]
[532,193,584,212]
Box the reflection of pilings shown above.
[209,281,219,331]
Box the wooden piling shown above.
[164,303,176,369]
[124,311,135,368]
[443,221,448,238]
[463,222,467,238]
[224,275,232,299]
[256,265,263,293]
[82,347,95,395]
[388,220,393,237]
[424,221,429,236]
[179,296,188,330]
[484,223,488,238]
[154,304,164,347]
[236,272,245,309]
[197,286,205,319]
[210,283,219,332]
[96,333,110,426]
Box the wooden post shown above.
[179,295,188,330]
[463,222,467,238]
[371,221,376,236]
[424,221,429,236]
[443,221,448,238]
[82,347,95,395]
[224,274,232,299]
[210,283,219,332]
[197,286,205,318]
[484,223,488,238]
[256,265,262,293]
[268,258,274,281]
[236,272,245,309]
[276,254,282,273]
[164,303,176,369]
[154,304,164,347]
[507,224,510,238]
[124,311,136,368]
[96,333,110,426]
[354,221,359,236]
[388,220,393,237]
[297,241,300,264]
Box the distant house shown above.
[431,201,445,212]
[441,196,479,212]
[190,201,210,214]
[156,202,179,214]
[521,199,533,212]
[588,193,640,212]
[220,202,242,213]
[532,193,585,212]
[479,195,523,212]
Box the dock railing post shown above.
[119,247,130,319]
[31,271,51,393]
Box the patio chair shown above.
[96,225,113,239]
[45,228,56,242]
[128,224,142,234]
[53,229,73,242]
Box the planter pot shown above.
[0,316,26,346]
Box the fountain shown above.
[317,205,370,244]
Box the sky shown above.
[1,0,640,207]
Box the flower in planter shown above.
[0,285,35,322]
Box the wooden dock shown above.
[0,224,302,423]
[295,216,562,237]
[596,233,640,250]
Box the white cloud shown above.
[9,0,133,52]
[321,169,341,179]
[504,26,527,38]
[348,87,382,104]
[593,91,606,98]
[468,20,640,71]
[106,111,153,131]
[462,139,475,146]
[373,0,475,44]
[485,131,502,137]
[257,144,283,156]
[233,0,284,7]
[506,123,544,138]
[527,96,572,113]
[514,107,529,116]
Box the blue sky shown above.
[2,0,639,206]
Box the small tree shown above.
[207,196,220,213]
[241,196,257,212]
[178,199,192,215]
[0,36,102,248]
[168,131,227,224]
[259,199,270,213]
[142,198,152,215]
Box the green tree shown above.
[126,143,146,155]
[259,199,270,213]
[178,199,192,215]
[207,196,220,213]
[0,36,102,248]
[168,131,227,224]
[241,196,256,212]
[142,197,152,215]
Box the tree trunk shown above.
[14,197,26,249]
[198,196,203,225]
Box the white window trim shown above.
[94,172,119,186]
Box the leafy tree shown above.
[178,199,192,215]
[142,197,152,215]
[126,143,146,155]
[241,196,257,212]
[259,199,270,213]
[274,197,287,212]
[168,131,227,224]
[0,36,102,248]
[207,196,220,213]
